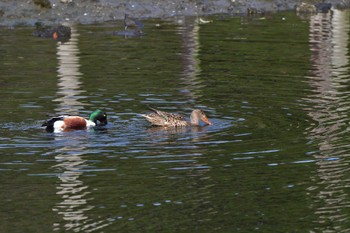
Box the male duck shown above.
[42,110,107,132]
[141,107,212,127]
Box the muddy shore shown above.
[0,0,349,26]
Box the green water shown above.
[1,10,350,232]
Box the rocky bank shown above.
[0,0,349,26]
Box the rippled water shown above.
[1,10,350,232]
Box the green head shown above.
[89,110,108,126]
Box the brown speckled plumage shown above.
[142,107,212,127]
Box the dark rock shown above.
[33,0,51,9]
[315,3,332,13]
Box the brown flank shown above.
[63,116,87,129]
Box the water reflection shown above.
[53,26,86,115]
[52,136,112,232]
[306,9,350,232]
[51,27,112,232]
[179,17,205,103]
[4,12,349,232]
[141,19,218,226]
[146,125,208,134]
[53,144,92,231]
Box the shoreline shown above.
[0,0,349,27]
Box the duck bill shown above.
[201,116,212,125]
[98,119,108,126]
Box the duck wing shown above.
[146,107,187,126]
[148,107,184,120]
[42,116,65,127]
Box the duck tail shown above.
[146,105,159,113]
[138,113,147,118]
[42,117,64,132]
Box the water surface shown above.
[1,10,350,232]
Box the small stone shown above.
[33,0,51,9]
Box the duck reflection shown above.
[51,27,112,232]
[146,125,209,134]
[306,9,350,232]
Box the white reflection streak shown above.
[331,10,350,77]
[307,10,350,232]
[54,26,85,115]
[52,27,111,232]
[53,151,92,231]
[176,19,216,222]
[180,17,204,102]
[53,145,112,232]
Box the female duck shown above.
[42,110,107,132]
[142,107,212,127]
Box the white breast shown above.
[85,120,96,128]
